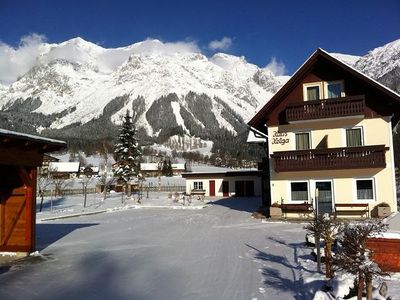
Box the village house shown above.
[140,162,186,177]
[182,170,262,197]
[248,49,400,218]
[48,161,80,179]
[0,129,66,253]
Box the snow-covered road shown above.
[1,198,321,299]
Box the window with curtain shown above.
[346,128,363,147]
[306,86,320,100]
[326,82,343,99]
[295,132,310,150]
[291,182,309,201]
[356,179,374,200]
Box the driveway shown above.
[0,197,315,300]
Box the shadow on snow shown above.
[36,223,99,251]
[210,196,261,213]
[245,239,325,300]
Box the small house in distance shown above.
[140,163,186,177]
[248,48,400,218]
[0,129,66,253]
[48,161,80,179]
[182,168,262,197]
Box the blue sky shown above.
[0,0,399,74]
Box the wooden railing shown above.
[272,145,387,172]
[286,95,365,122]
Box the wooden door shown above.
[222,181,229,197]
[0,166,35,252]
[209,180,215,197]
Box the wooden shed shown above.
[0,129,66,253]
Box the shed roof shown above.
[182,170,261,178]
[0,129,67,166]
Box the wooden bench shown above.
[280,203,314,218]
[190,189,206,201]
[334,203,369,218]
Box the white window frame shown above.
[193,181,203,190]
[344,126,364,147]
[288,180,310,202]
[324,80,345,98]
[303,82,323,101]
[294,130,312,150]
[354,178,376,202]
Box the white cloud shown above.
[0,35,202,84]
[0,33,47,85]
[208,37,233,51]
[265,57,286,76]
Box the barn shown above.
[0,129,66,253]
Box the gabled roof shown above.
[248,48,400,130]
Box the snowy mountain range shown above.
[0,37,399,147]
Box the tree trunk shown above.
[39,192,44,212]
[366,273,373,300]
[324,239,333,278]
[358,274,364,300]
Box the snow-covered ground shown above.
[0,196,399,299]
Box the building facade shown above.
[248,49,400,217]
[182,171,262,197]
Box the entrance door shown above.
[235,181,245,197]
[222,181,229,197]
[209,180,215,197]
[315,181,333,215]
[245,181,254,196]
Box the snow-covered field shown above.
[0,195,399,300]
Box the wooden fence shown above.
[37,185,186,197]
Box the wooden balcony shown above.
[286,95,365,123]
[272,145,387,172]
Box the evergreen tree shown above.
[114,111,141,183]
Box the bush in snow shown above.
[304,213,344,278]
[113,110,141,184]
[334,220,388,300]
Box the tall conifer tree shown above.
[114,111,141,183]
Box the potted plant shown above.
[376,202,391,218]
[270,202,282,218]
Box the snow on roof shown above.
[320,48,400,99]
[172,163,185,170]
[140,163,159,171]
[49,162,80,172]
[0,128,66,146]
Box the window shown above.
[193,181,203,190]
[306,86,320,100]
[356,179,374,200]
[295,132,310,150]
[346,128,363,147]
[326,82,343,99]
[291,182,309,201]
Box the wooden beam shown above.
[19,167,33,187]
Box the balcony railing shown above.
[272,145,387,172]
[286,95,365,122]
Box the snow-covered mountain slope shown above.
[353,39,400,93]
[0,38,286,140]
[1,37,399,145]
